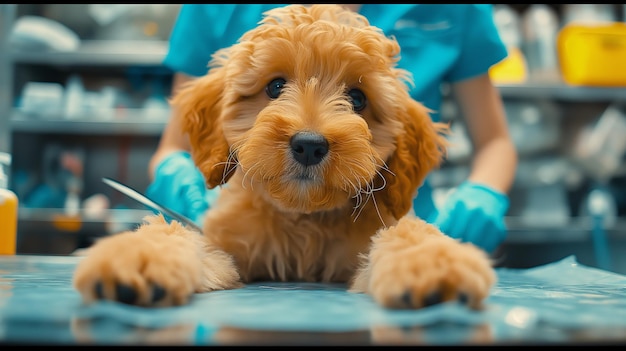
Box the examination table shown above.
[0,254,625,345]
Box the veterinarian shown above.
[147,4,518,254]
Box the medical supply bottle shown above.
[0,152,17,255]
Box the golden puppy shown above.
[73,4,495,310]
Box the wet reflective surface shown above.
[0,254,625,345]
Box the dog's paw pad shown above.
[94,281,104,300]
[457,292,469,305]
[151,284,167,303]
[398,290,472,309]
[92,281,171,306]
[115,284,138,305]
[400,290,412,307]
[94,281,138,305]
[399,290,444,309]
[423,291,443,307]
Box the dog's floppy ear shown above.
[171,68,234,189]
[379,99,449,220]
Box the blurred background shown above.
[0,4,625,274]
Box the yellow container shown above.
[0,188,18,255]
[489,46,528,84]
[557,23,626,87]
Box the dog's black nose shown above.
[290,132,329,166]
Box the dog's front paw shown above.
[73,223,204,307]
[368,221,496,310]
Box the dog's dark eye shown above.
[348,88,367,112]
[266,78,287,99]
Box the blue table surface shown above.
[0,254,625,345]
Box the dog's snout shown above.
[290,132,329,166]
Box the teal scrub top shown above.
[163,4,508,220]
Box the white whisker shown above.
[349,154,391,227]
[213,149,240,184]
[371,191,386,229]
[352,191,370,222]
[241,159,262,190]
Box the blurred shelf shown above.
[9,40,169,67]
[10,108,168,135]
[17,208,153,244]
[18,207,152,224]
[15,208,626,243]
[8,40,626,103]
[497,82,626,102]
[504,215,626,243]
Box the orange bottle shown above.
[0,153,17,255]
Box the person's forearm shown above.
[466,136,517,194]
[148,73,196,180]
[452,73,518,194]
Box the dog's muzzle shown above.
[290,131,329,166]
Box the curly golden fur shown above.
[74,4,496,310]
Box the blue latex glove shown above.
[427,181,509,253]
[146,151,210,227]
